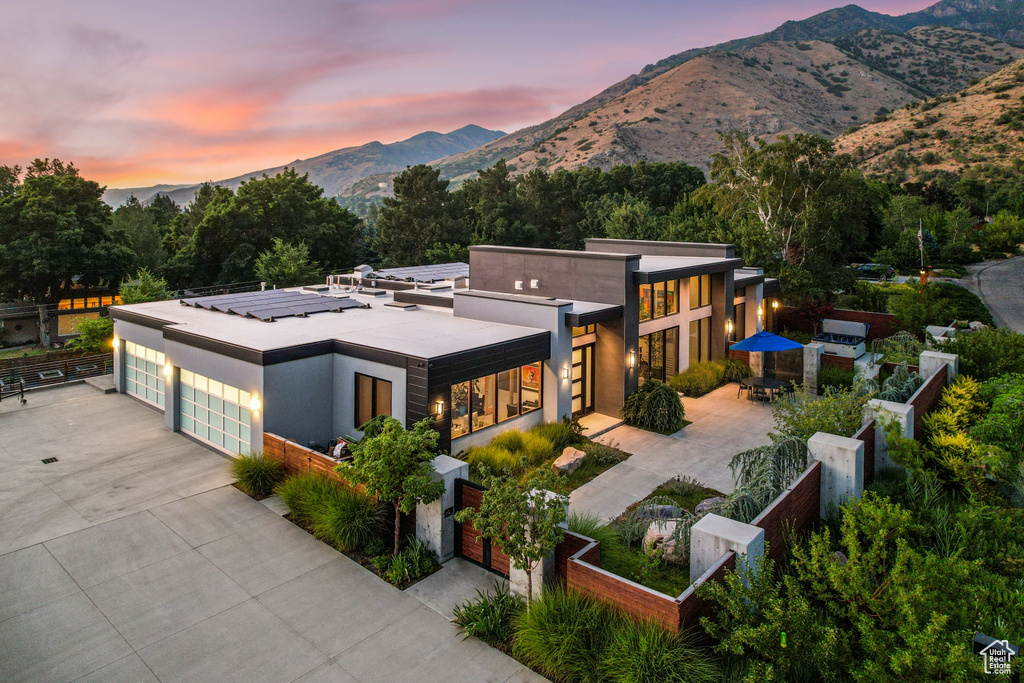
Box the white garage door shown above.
[179,369,252,454]
[124,341,165,408]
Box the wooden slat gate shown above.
[454,478,510,578]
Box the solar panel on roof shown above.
[372,262,468,282]
[181,290,365,322]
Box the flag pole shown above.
[918,218,924,270]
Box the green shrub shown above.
[567,510,627,571]
[669,363,724,397]
[276,473,386,552]
[716,357,752,383]
[601,620,719,683]
[373,536,438,585]
[529,418,583,452]
[513,588,619,683]
[942,327,1024,380]
[773,384,869,441]
[464,444,522,474]
[818,365,855,392]
[621,380,687,433]
[489,429,555,464]
[230,452,285,498]
[779,328,814,344]
[452,581,524,646]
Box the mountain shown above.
[836,58,1024,181]
[103,125,504,207]
[430,0,1024,182]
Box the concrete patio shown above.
[0,384,544,683]
[570,383,776,521]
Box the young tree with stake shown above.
[338,417,445,556]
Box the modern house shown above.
[109,239,777,455]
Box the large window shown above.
[60,312,99,337]
[124,340,165,408]
[639,327,679,384]
[689,275,712,310]
[180,370,252,454]
[572,324,596,337]
[734,302,746,340]
[355,373,392,429]
[689,318,711,366]
[451,362,542,439]
[640,281,679,321]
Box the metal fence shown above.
[0,352,113,399]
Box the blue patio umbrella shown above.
[729,331,804,353]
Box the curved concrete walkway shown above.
[0,385,544,683]
[965,255,1024,332]
[569,383,776,522]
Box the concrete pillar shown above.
[919,351,958,384]
[803,343,824,395]
[415,455,468,563]
[808,432,864,517]
[508,490,567,602]
[690,514,764,585]
[749,351,763,378]
[164,366,180,433]
[865,399,914,472]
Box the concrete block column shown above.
[690,514,764,584]
[919,351,958,383]
[803,343,824,395]
[865,399,914,472]
[415,455,468,564]
[808,432,864,516]
[749,351,763,378]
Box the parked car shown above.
[853,263,896,281]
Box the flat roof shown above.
[112,288,547,360]
[635,255,745,283]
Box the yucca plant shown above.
[230,452,285,498]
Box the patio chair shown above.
[737,382,750,399]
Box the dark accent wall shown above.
[393,291,454,309]
[595,318,627,415]
[425,332,551,452]
[405,357,430,428]
[710,271,734,361]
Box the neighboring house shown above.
[109,239,777,456]
[0,290,121,347]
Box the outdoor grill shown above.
[813,319,869,359]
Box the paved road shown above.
[964,256,1024,332]
[0,384,542,683]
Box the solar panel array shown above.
[372,262,468,282]
[180,290,366,322]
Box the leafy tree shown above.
[0,159,134,346]
[118,268,170,305]
[603,195,660,240]
[455,468,567,606]
[161,182,233,287]
[338,417,445,556]
[375,165,467,266]
[255,239,320,289]
[463,159,533,246]
[978,210,1024,254]
[112,195,163,270]
[63,316,113,353]
[772,384,871,442]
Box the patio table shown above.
[741,376,787,401]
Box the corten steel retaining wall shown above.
[821,354,855,371]
[728,350,750,365]
[750,461,822,561]
[677,551,736,634]
[854,420,876,486]
[908,365,947,435]
[776,307,897,342]
[881,362,920,375]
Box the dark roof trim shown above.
[586,238,735,258]
[566,305,623,327]
[634,257,745,284]
[163,327,264,365]
[734,273,766,290]
[110,307,173,331]
[393,291,455,309]
[454,290,572,308]
[469,244,640,262]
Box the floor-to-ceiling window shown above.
[179,370,252,454]
[734,302,746,341]
[355,373,392,429]
[689,275,711,309]
[124,341,165,408]
[689,319,711,366]
[450,362,542,440]
[639,327,679,384]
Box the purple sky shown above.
[0,0,932,187]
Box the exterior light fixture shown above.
[757,305,763,318]
[435,399,444,416]
[726,319,734,336]
[112,335,119,349]
[163,362,173,378]
[530,279,540,289]
[562,366,570,380]
[772,300,779,311]
[250,394,261,413]
[628,351,636,369]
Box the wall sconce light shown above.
[726,319,734,336]
[435,399,444,416]
[250,394,261,413]
[163,362,173,379]
[628,351,636,369]
[112,335,119,349]
[757,305,763,318]
[772,300,779,311]
[562,366,570,380]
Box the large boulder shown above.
[553,447,587,475]
[643,519,685,563]
[694,497,727,516]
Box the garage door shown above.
[179,370,252,454]
[124,341,165,408]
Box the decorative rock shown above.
[695,497,727,516]
[644,519,685,563]
[552,447,587,475]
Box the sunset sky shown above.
[1,0,933,188]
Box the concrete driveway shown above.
[570,383,776,521]
[0,384,543,683]
[964,256,1024,332]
